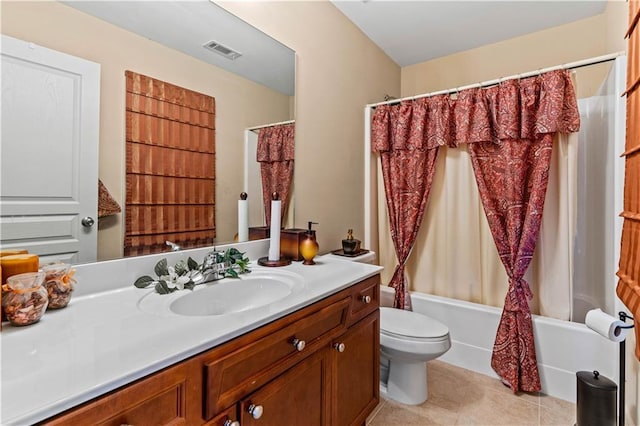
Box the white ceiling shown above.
[331,1,608,67]
[62,1,295,95]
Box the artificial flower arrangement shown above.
[133,248,251,294]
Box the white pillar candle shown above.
[238,193,249,243]
[268,198,281,261]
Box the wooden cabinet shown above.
[44,275,380,426]
[331,312,379,426]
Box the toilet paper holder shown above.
[617,311,634,426]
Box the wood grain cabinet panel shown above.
[346,275,380,326]
[239,350,330,426]
[332,312,380,426]
[43,362,192,426]
[204,297,350,419]
[203,406,238,426]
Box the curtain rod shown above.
[366,51,625,109]
[247,119,295,132]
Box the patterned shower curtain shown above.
[372,101,440,310]
[372,70,580,392]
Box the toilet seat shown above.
[380,307,449,340]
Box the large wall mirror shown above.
[1,1,295,264]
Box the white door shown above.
[1,35,100,264]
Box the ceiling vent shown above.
[203,40,242,60]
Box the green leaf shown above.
[174,260,187,276]
[225,268,239,279]
[187,257,199,271]
[155,280,174,294]
[134,275,155,288]
[155,258,169,277]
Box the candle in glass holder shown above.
[0,249,28,258]
[1,254,39,284]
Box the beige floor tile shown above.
[366,399,387,425]
[462,367,540,406]
[374,361,575,426]
[371,398,460,426]
[538,394,574,412]
[539,405,575,426]
[457,385,539,425]
[427,361,476,411]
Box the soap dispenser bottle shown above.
[300,222,319,265]
[342,229,361,255]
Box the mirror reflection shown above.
[0,1,295,264]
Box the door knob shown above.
[223,418,240,426]
[81,216,95,227]
[361,295,372,304]
[334,342,346,353]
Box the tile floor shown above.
[366,360,576,426]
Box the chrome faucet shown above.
[201,249,228,282]
[165,240,181,252]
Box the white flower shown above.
[162,266,191,290]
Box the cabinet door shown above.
[239,350,330,426]
[332,311,379,426]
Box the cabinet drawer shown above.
[347,275,380,326]
[43,363,190,426]
[204,297,350,419]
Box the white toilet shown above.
[379,307,451,405]
[327,251,451,405]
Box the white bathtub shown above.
[380,286,619,403]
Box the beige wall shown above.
[220,1,400,254]
[1,1,293,260]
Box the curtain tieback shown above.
[389,263,406,289]
[504,276,533,312]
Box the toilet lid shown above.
[380,307,449,339]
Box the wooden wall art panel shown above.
[616,0,640,358]
[125,71,215,256]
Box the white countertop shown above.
[1,254,382,425]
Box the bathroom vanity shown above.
[1,249,382,426]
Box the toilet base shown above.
[381,360,428,405]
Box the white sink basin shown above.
[137,270,305,317]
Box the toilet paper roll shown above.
[585,308,628,343]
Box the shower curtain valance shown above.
[372,69,580,152]
[257,123,295,162]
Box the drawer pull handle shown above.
[361,295,372,304]
[247,403,264,419]
[334,342,346,353]
[291,337,306,351]
[223,418,240,426]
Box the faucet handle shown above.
[165,241,181,251]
